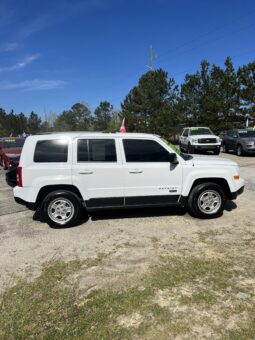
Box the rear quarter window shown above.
[34,140,68,162]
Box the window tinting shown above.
[77,139,116,162]
[77,139,89,161]
[34,140,68,162]
[123,139,170,162]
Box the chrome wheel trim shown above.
[198,190,222,215]
[48,198,74,225]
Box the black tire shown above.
[188,183,226,219]
[187,143,194,154]
[222,143,228,153]
[213,149,220,155]
[236,144,243,157]
[41,190,82,228]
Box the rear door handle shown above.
[79,170,94,174]
[129,169,143,174]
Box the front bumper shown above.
[230,185,245,200]
[193,143,221,152]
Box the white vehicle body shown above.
[13,132,244,225]
[180,127,221,154]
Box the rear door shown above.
[72,137,124,208]
[120,138,183,206]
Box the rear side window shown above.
[77,139,116,162]
[123,139,170,162]
[34,140,68,162]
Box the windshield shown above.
[189,128,213,136]
[238,130,255,138]
[3,139,25,148]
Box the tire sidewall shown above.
[222,143,227,153]
[42,191,81,228]
[188,183,226,219]
[237,145,243,157]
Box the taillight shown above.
[17,166,23,187]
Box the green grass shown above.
[1,251,254,339]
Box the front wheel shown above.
[187,144,194,154]
[42,191,82,228]
[222,143,229,153]
[236,144,243,157]
[188,183,226,219]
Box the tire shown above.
[213,149,220,155]
[188,183,226,219]
[236,144,243,157]
[187,143,194,154]
[222,143,228,153]
[41,190,82,228]
[3,160,8,170]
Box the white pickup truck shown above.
[180,127,221,154]
[13,132,244,227]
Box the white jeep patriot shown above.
[14,132,244,228]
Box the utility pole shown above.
[146,45,154,71]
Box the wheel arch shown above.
[188,178,232,200]
[35,185,83,209]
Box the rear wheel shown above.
[42,191,82,228]
[188,183,226,219]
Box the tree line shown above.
[0,57,254,139]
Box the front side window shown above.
[183,129,188,137]
[77,139,117,162]
[123,139,170,162]
[34,140,68,162]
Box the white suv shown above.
[14,132,244,227]
[180,127,221,154]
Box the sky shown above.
[0,0,255,118]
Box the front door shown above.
[120,138,183,206]
[72,138,124,208]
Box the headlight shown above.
[192,138,198,143]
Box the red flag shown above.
[120,118,126,133]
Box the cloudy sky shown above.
[0,0,255,117]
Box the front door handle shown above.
[79,170,94,174]
[129,169,143,174]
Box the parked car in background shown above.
[5,166,18,187]
[179,127,221,154]
[222,129,255,156]
[0,138,25,169]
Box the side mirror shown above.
[169,153,179,165]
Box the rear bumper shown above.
[230,185,245,200]
[14,196,36,210]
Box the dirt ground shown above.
[0,153,254,338]
[0,153,254,290]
